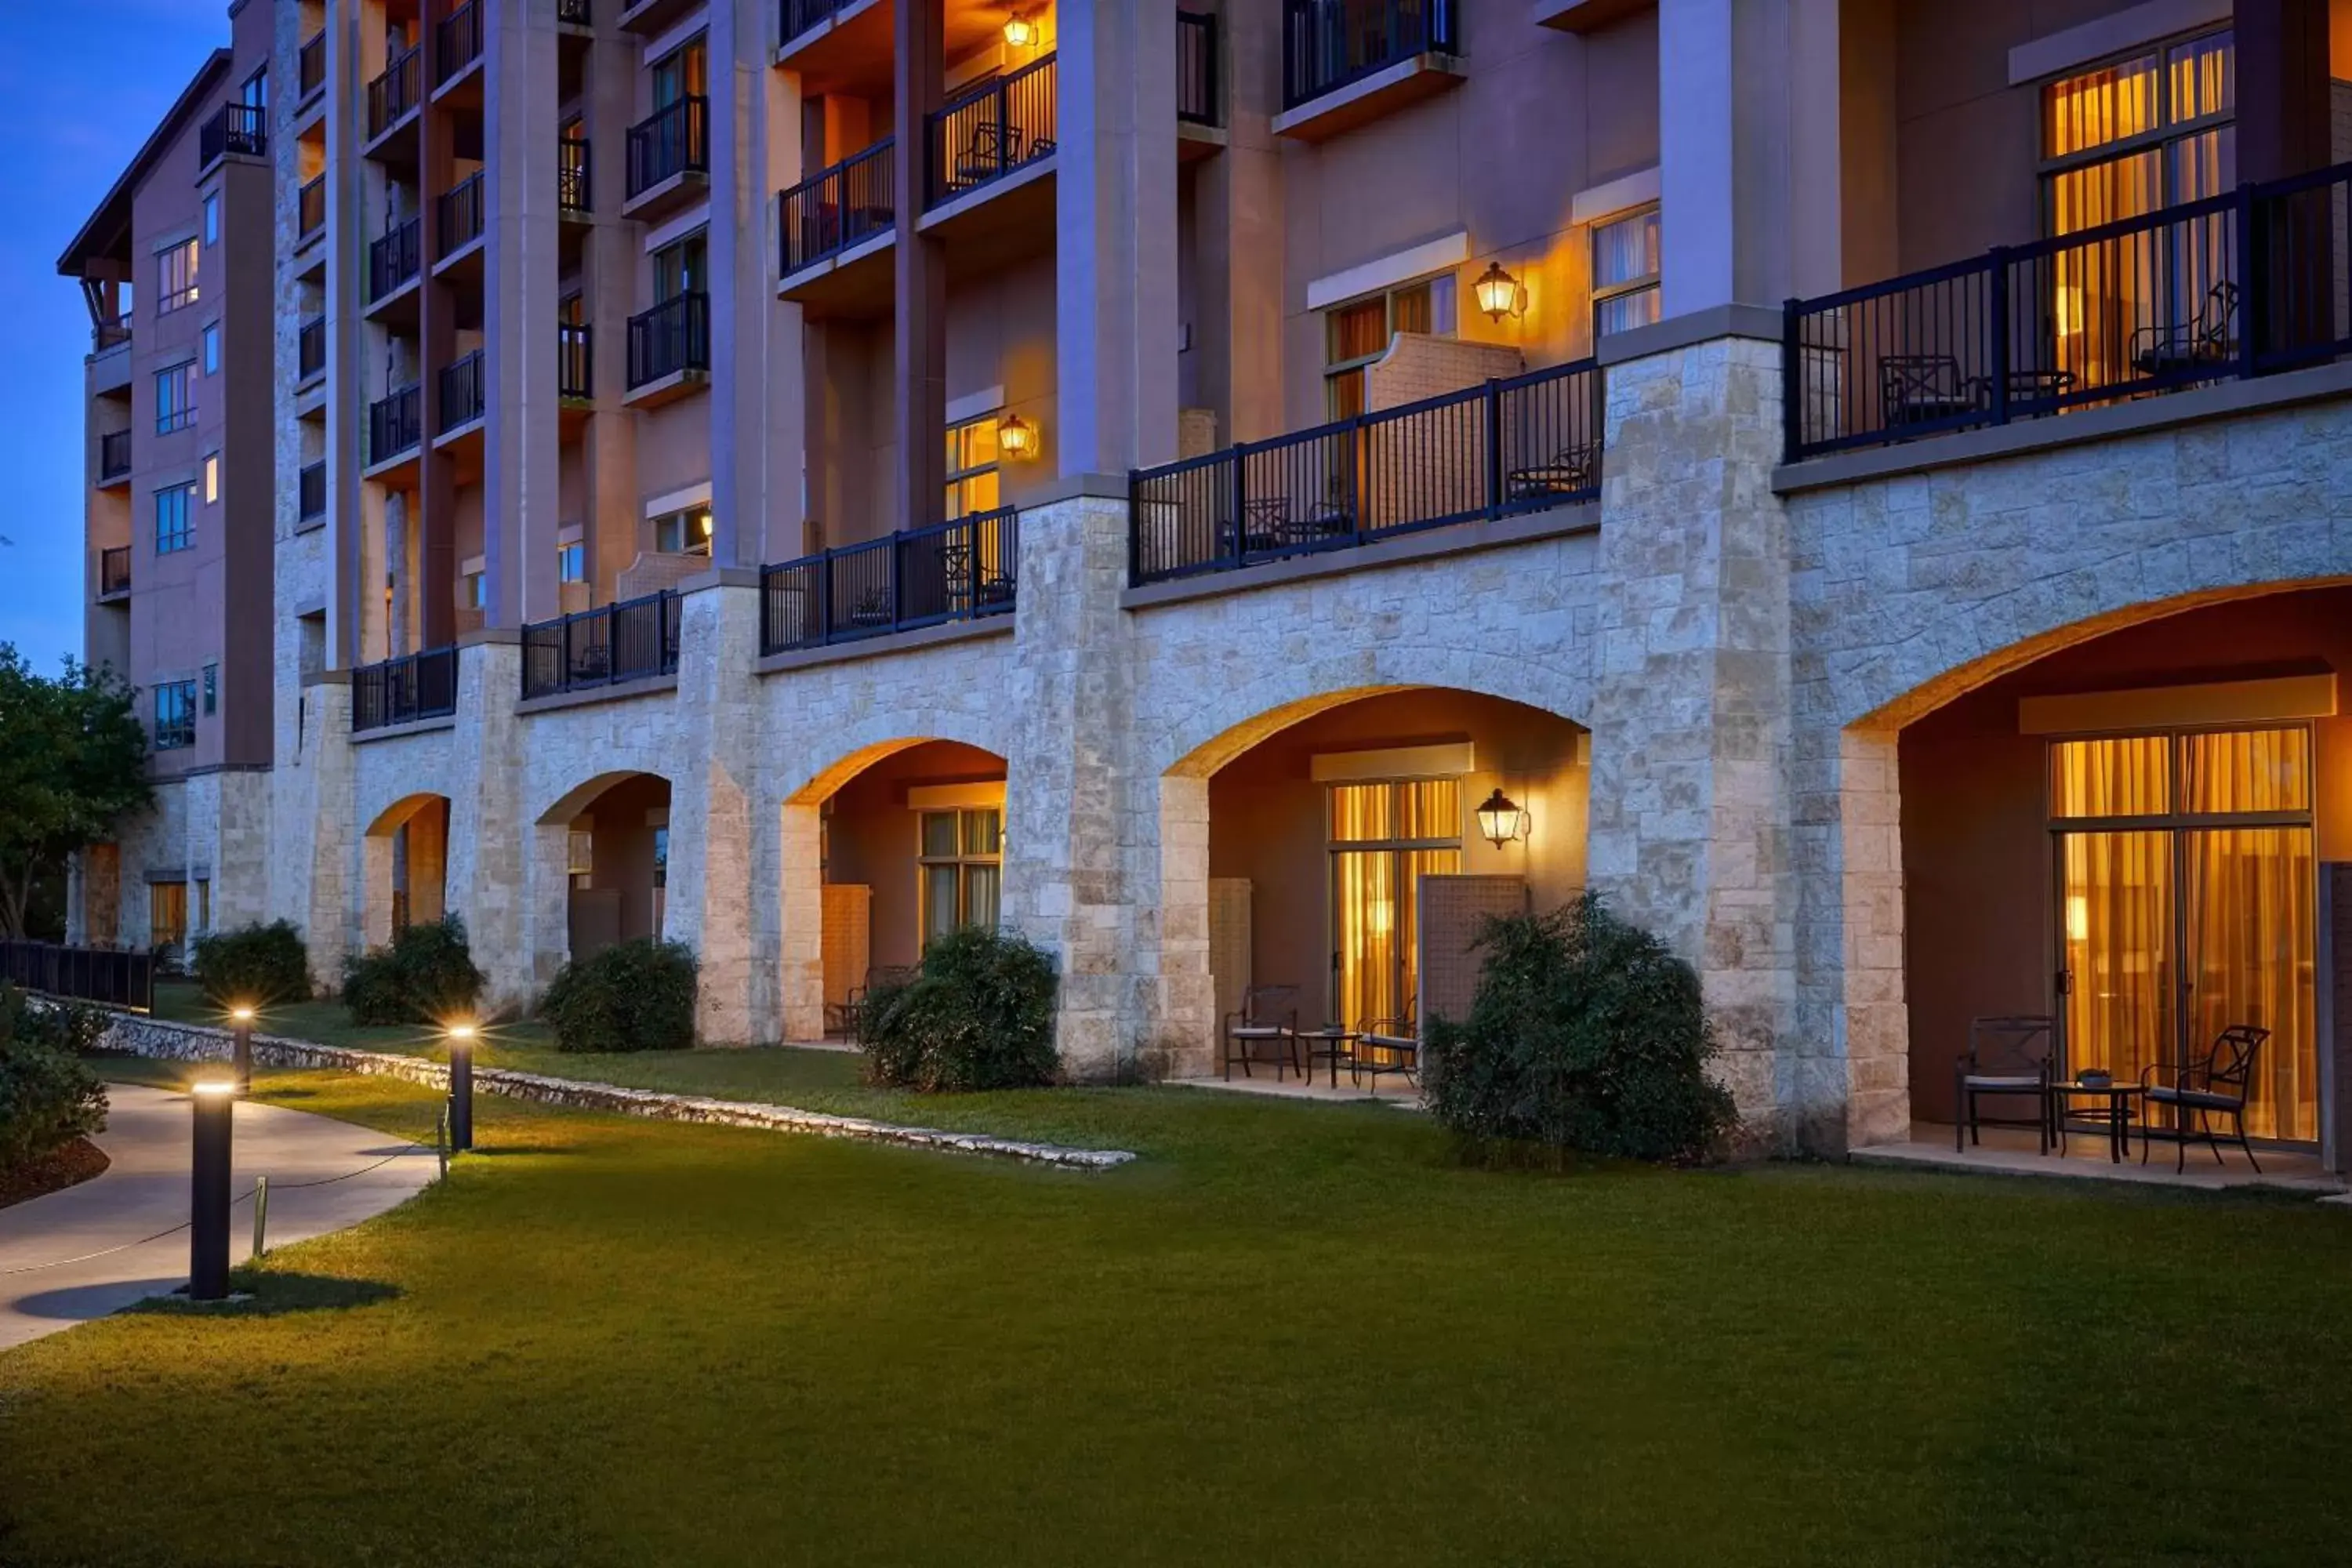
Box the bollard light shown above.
[190,1080,236,1301]
[446,1022,477,1152]
[230,1005,256,1095]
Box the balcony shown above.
[436,1,483,89]
[98,430,132,485]
[1178,11,1223,149]
[760,509,1018,656]
[367,216,422,314]
[779,138,895,310]
[93,315,131,354]
[617,0,701,34]
[367,384,422,470]
[365,44,422,147]
[438,350,486,436]
[198,102,267,170]
[560,322,593,401]
[299,460,326,524]
[622,95,707,218]
[776,0,893,93]
[437,172,485,263]
[298,31,325,103]
[521,590,682,700]
[1128,358,1602,588]
[1274,0,1462,143]
[352,646,458,733]
[625,292,709,403]
[559,0,593,24]
[297,175,325,249]
[559,130,590,216]
[1784,163,2352,466]
[298,316,325,383]
[925,55,1055,212]
[99,546,131,601]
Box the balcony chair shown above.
[825,964,916,1039]
[1224,984,1303,1082]
[2132,280,2238,379]
[1504,440,1600,502]
[1353,1004,1420,1091]
[2142,1023,2268,1173]
[953,119,1051,188]
[1878,354,1977,429]
[1955,1014,2055,1154]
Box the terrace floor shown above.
[1854,1123,2346,1196]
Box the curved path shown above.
[0,1083,437,1352]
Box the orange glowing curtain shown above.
[1330,781,1461,1033]
[2060,829,2174,1090]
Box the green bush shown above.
[191,920,312,1009]
[1422,893,1737,1166]
[0,985,108,1171]
[539,938,699,1053]
[855,926,1058,1093]
[342,914,486,1026]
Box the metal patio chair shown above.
[1955,1014,2055,1154]
[1878,353,1976,428]
[2143,1023,2269,1173]
[1353,1007,1420,1091]
[2132,280,2239,379]
[1224,984,1302,1082]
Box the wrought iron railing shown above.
[0,940,154,1012]
[437,0,482,82]
[439,350,485,432]
[352,646,459,732]
[1784,162,2352,462]
[1283,0,1454,109]
[1178,11,1220,125]
[299,31,325,99]
[560,130,590,211]
[438,172,484,256]
[560,0,593,20]
[367,44,420,139]
[368,216,420,301]
[100,546,131,597]
[781,0,848,42]
[200,102,267,166]
[369,384,422,464]
[299,174,325,240]
[780,139,895,276]
[299,316,325,380]
[521,590,682,699]
[627,292,709,387]
[759,509,1018,654]
[926,54,1056,209]
[93,315,131,352]
[299,460,325,521]
[99,430,132,481]
[626,95,707,198]
[1129,358,1601,586]
[560,322,593,398]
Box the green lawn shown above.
[4,1061,2350,1566]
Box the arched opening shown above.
[781,739,1011,1040]
[1886,583,2351,1172]
[543,771,673,963]
[362,793,452,950]
[1167,687,1589,1084]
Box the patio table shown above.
[2049,1080,2146,1163]
[1297,1026,1359,1089]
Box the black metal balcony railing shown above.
[760,508,1019,655]
[781,0,849,42]
[627,292,709,387]
[368,216,421,301]
[559,0,593,22]
[559,131,590,211]
[438,171,484,257]
[199,102,267,167]
[94,315,131,353]
[99,430,132,481]
[0,941,154,1013]
[368,384,422,465]
[927,56,1056,209]
[521,590,682,699]
[781,139,895,276]
[1283,0,1455,110]
[352,646,459,733]
[299,31,325,99]
[299,174,325,240]
[625,95,708,198]
[299,315,326,380]
[367,44,420,140]
[440,350,485,433]
[299,459,326,521]
[1129,358,1602,586]
[1784,162,2352,463]
[100,546,131,597]
[437,0,483,84]
[560,321,593,398]
[1178,11,1220,126]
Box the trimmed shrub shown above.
[0,985,108,1171]
[1423,893,1738,1166]
[855,926,1058,1093]
[191,920,312,1009]
[342,914,486,1026]
[539,938,699,1053]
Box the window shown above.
[1323,275,1455,419]
[944,416,1000,520]
[150,880,188,961]
[1592,206,1661,338]
[463,570,487,611]
[157,238,199,314]
[154,483,196,554]
[652,231,706,301]
[154,680,198,750]
[194,877,212,935]
[1328,777,1463,1032]
[652,506,712,556]
[202,453,219,504]
[241,65,268,113]
[651,36,706,108]
[202,193,220,247]
[919,807,1002,948]
[202,323,220,375]
[201,662,217,715]
[155,361,196,434]
[557,541,586,583]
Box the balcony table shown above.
[2049,1079,2146,1164]
[1298,1026,1359,1090]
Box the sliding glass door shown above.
[1329,779,1461,1033]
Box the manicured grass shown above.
[4,1062,2350,1566]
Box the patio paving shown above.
[1854,1122,2347,1196]
[1174,1073,1425,1108]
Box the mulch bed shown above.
[0,1138,111,1210]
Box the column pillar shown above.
[894,0,947,529]
[292,673,358,989]
[1194,0,1283,445]
[584,11,640,605]
[482,0,562,627]
[2236,0,2332,183]
[660,575,768,1042]
[777,800,826,1041]
[442,636,533,1011]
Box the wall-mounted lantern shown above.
[1475,787,1530,849]
[996,412,1038,459]
[1474,260,1527,324]
[1003,12,1035,45]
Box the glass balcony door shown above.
[1328,779,1461,1033]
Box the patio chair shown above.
[2142,1023,2268,1173]
[824,964,916,1039]
[1224,984,1302,1082]
[1955,1014,2055,1154]
[1353,1007,1419,1091]
[1878,353,1977,428]
[2132,280,2239,379]
[1504,441,1600,502]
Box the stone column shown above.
[776,800,826,1041]
[482,0,562,626]
[660,573,768,1042]
[442,635,533,1012]
[894,0,946,529]
[287,672,358,991]
[1585,332,1801,1149]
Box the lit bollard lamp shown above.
[189,1080,236,1301]
[229,1004,256,1095]
[446,1022,476,1152]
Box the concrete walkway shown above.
[0,1083,438,1352]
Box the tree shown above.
[0,647,151,941]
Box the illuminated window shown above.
[157,238,200,314]
[944,416,1000,520]
[1592,206,1661,338]
[652,506,712,555]
[150,880,188,960]
[1322,275,1454,419]
[918,807,1002,948]
[202,453,219,503]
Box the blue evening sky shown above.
[0,5,231,674]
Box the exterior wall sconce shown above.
[1003,12,1035,45]
[996,412,1038,459]
[1474,260,1527,323]
[1476,787,1530,849]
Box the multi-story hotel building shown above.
[63,0,2352,1170]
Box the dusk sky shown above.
[0,5,230,674]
